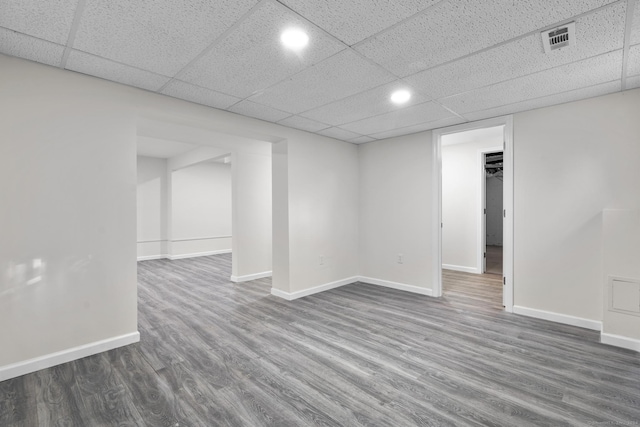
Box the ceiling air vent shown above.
[541,22,575,53]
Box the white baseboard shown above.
[271,276,359,301]
[138,250,231,261]
[601,333,640,352]
[231,271,272,283]
[442,264,480,274]
[0,331,140,382]
[513,305,602,331]
[137,254,166,261]
[358,276,433,296]
[169,249,231,260]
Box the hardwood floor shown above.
[2,254,640,426]
[485,245,503,276]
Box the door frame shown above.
[431,115,514,312]
[478,147,504,275]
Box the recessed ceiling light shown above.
[391,90,411,104]
[281,28,309,50]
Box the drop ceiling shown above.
[1,0,638,144]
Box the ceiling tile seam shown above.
[225,98,293,120]
[423,45,626,102]
[292,78,426,123]
[272,0,352,47]
[387,0,627,80]
[158,0,270,93]
[436,49,625,104]
[63,48,173,79]
[0,27,67,47]
[59,0,87,69]
[456,78,623,120]
[161,80,244,101]
[620,0,638,89]
[349,0,450,49]
[275,115,333,130]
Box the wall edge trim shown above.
[513,305,602,331]
[0,332,140,382]
[231,271,273,283]
[270,276,358,300]
[358,276,433,296]
[600,333,640,352]
[442,264,480,274]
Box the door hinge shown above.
[484,208,486,214]
[484,252,486,258]
[503,277,506,285]
[503,209,506,218]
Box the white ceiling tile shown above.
[463,80,622,122]
[277,115,330,133]
[405,3,626,99]
[228,100,291,122]
[440,51,623,115]
[631,1,640,45]
[278,0,441,45]
[341,101,457,135]
[0,28,64,66]
[0,0,77,44]
[66,50,170,91]
[627,44,640,77]
[348,135,376,144]
[300,81,430,126]
[356,0,618,77]
[180,1,345,98]
[160,80,241,109]
[627,75,640,89]
[249,49,395,113]
[369,117,466,140]
[73,0,259,76]
[317,127,362,141]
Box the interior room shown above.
[1,0,639,425]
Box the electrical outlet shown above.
[398,253,403,264]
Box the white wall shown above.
[358,133,434,292]
[0,57,138,375]
[602,209,640,348]
[0,54,359,378]
[137,156,168,258]
[441,138,501,272]
[514,89,640,322]
[232,151,272,280]
[486,175,503,246]
[282,135,359,293]
[172,161,232,257]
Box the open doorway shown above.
[483,151,503,276]
[135,120,273,284]
[432,116,514,312]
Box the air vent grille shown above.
[542,22,575,53]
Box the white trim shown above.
[137,254,166,261]
[432,115,514,312]
[138,249,232,261]
[601,333,640,352]
[442,264,480,274]
[271,277,359,301]
[168,249,231,260]
[0,332,140,382]
[513,305,602,331]
[432,137,443,297]
[477,146,503,275]
[358,276,433,296]
[231,270,272,283]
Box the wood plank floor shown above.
[2,254,639,426]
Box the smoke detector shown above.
[541,22,575,53]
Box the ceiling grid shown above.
[0,0,634,143]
